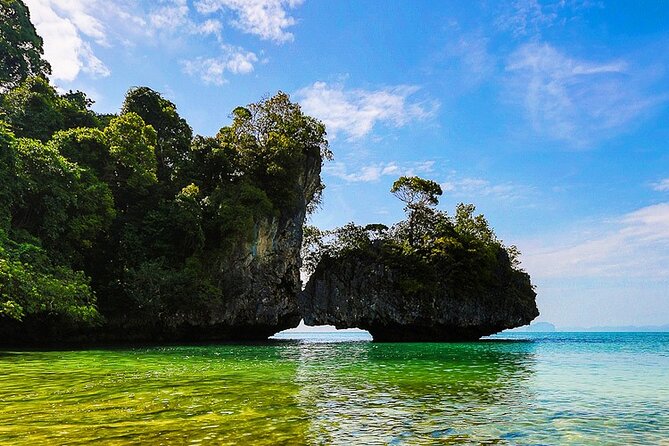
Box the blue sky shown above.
[24,0,669,327]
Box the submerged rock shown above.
[300,244,539,341]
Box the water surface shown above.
[1,332,667,444]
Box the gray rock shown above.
[300,245,539,341]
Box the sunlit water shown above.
[1,332,668,445]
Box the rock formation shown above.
[300,244,539,341]
[193,150,323,341]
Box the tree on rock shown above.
[391,176,443,247]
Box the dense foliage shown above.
[0,80,328,332]
[0,3,329,334]
[0,0,51,90]
[304,176,525,299]
[0,82,328,331]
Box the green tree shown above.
[0,229,98,324]
[0,0,51,90]
[1,77,99,141]
[50,127,109,176]
[221,92,331,211]
[102,112,158,201]
[121,87,192,188]
[58,90,99,129]
[180,135,238,193]
[11,137,115,265]
[0,121,15,228]
[1,76,63,140]
[391,176,443,247]
[391,176,442,209]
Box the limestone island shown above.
[300,177,538,341]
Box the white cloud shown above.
[325,160,434,183]
[194,0,304,43]
[296,82,438,139]
[149,0,190,30]
[506,43,664,146]
[651,179,669,192]
[521,203,669,280]
[441,177,528,201]
[146,1,222,38]
[181,47,258,85]
[496,0,556,37]
[22,0,291,84]
[196,19,223,37]
[24,0,111,81]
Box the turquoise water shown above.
[1,332,668,445]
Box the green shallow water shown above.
[1,332,668,445]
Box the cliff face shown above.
[207,151,323,340]
[300,245,538,341]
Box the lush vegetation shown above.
[1,0,527,340]
[303,175,526,299]
[0,1,329,333]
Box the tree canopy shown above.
[0,0,51,90]
[0,76,328,334]
[0,4,331,335]
[391,176,443,209]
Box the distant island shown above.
[507,322,669,332]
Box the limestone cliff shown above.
[300,243,538,341]
[203,151,323,340]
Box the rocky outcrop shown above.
[210,151,324,339]
[300,245,538,341]
[144,150,324,342]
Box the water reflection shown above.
[290,341,537,444]
[2,335,667,445]
[0,345,311,445]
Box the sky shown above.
[22,0,669,328]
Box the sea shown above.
[0,331,667,445]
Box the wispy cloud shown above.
[496,0,598,38]
[181,46,258,85]
[325,160,434,183]
[651,179,669,192]
[506,43,666,146]
[441,177,530,202]
[521,203,669,279]
[149,0,190,30]
[496,0,557,37]
[446,33,494,86]
[194,0,304,43]
[296,82,438,139]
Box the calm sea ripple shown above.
[0,332,667,445]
